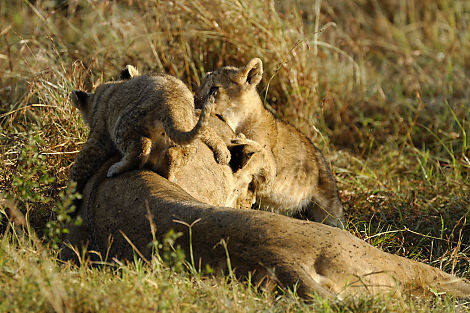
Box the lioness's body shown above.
[69,68,229,194]
[64,157,470,299]
[197,58,343,227]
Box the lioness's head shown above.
[196,58,263,114]
[70,65,140,126]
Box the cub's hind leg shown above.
[107,136,152,177]
[146,124,198,178]
[306,149,344,228]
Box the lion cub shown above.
[197,58,344,227]
[69,65,230,195]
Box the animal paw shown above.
[107,162,123,178]
[214,146,231,165]
[200,87,218,110]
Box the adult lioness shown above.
[63,155,470,300]
[196,58,344,227]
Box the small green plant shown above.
[44,186,82,250]
[5,128,81,248]
[144,204,186,273]
[10,130,55,206]
[150,229,186,274]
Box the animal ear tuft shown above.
[71,90,89,109]
[120,65,139,80]
[236,58,263,86]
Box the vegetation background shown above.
[0,0,469,311]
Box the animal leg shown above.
[107,136,152,177]
[303,148,345,228]
[200,126,231,165]
[69,135,115,193]
[231,137,276,187]
[225,139,276,209]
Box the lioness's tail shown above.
[164,87,217,145]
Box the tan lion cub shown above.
[69,65,230,195]
[197,58,344,227]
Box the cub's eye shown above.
[208,86,219,97]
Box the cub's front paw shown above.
[214,146,231,165]
[106,162,123,178]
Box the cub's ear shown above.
[70,90,90,109]
[120,65,139,80]
[233,58,263,86]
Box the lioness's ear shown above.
[70,90,90,109]
[120,65,139,80]
[234,58,263,86]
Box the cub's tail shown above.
[164,86,218,145]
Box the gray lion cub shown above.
[69,65,230,195]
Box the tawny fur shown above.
[69,66,230,195]
[196,58,344,227]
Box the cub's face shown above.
[196,58,264,116]
[196,66,242,113]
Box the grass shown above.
[0,0,469,311]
